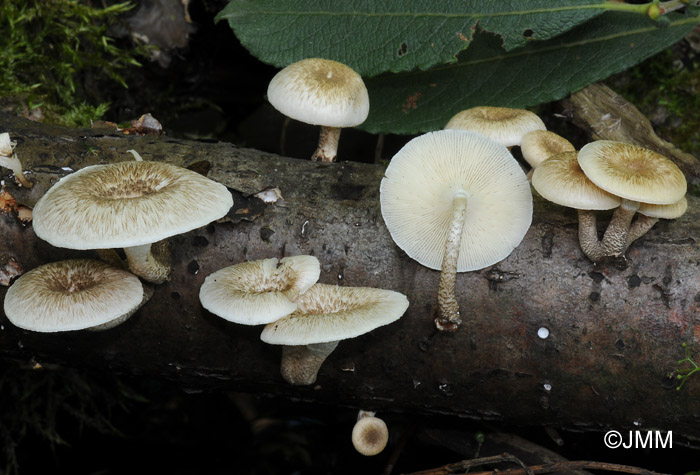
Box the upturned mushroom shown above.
[444,106,546,148]
[0,132,32,188]
[260,283,409,385]
[380,130,532,331]
[577,140,687,259]
[32,160,233,283]
[351,410,389,456]
[199,256,320,325]
[3,259,150,332]
[267,58,369,162]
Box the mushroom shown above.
[351,410,389,456]
[380,130,532,332]
[520,130,575,179]
[31,160,233,284]
[260,283,409,385]
[267,58,369,162]
[577,141,687,259]
[199,255,320,325]
[3,259,150,332]
[444,106,546,148]
[531,151,622,262]
[0,132,32,188]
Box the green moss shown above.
[0,0,145,127]
[609,48,700,157]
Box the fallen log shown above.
[0,98,699,442]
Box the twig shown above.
[403,458,673,475]
[403,453,533,475]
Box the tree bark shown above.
[1,96,700,441]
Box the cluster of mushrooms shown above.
[262,58,686,332]
[381,105,687,331]
[0,56,690,457]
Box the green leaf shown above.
[216,0,614,76]
[362,11,700,134]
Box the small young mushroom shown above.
[351,410,389,456]
[577,141,687,259]
[444,106,546,148]
[267,58,369,162]
[199,256,320,325]
[520,130,575,179]
[3,259,150,332]
[32,160,233,283]
[260,283,409,385]
[380,130,532,331]
[531,151,622,262]
[0,132,32,188]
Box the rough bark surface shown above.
[1,91,699,440]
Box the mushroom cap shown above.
[444,106,546,147]
[577,141,687,205]
[199,256,321,325]
[3,259,145,332]
[267,58,369,128]
[260,283,409,345]
[352,416,389,456]
[32,161,233,250]
[531,151,622,210]
[520,130,576,168]
[637,196,688,219]
[380,130,532,272]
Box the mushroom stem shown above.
[123,240,171,284]
[625,214,659,249]
[311,126,341,162]
[0,154,33,188]
[577,209,606,262]
[280,341,339,385]
[577,200,642,262]
[435,191,468,332]
[600,199,639,257]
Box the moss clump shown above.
[609,47,700,157]
[0,0,145,127]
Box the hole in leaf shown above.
[523,29,534,38]
[398,42,408,57]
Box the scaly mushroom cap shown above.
[637,196,688,219]
[531,151,621,210]
[199,256,321,325]
[260,283,409,345]
[380,130,532,272]
[352,416,389,456]
[444,106,546,147]
[3,259,146,332]
[577,141,687,205]
[267,58,369,128]
[520,130,575,168]
[32,161,233,250]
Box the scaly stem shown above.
[280,341,339,385]
[577,209,605,262]
[600,199,639,257]
[311,126,341,162]
[625,214,659,249]
[435,191,468,332]
[123,241,171,284]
